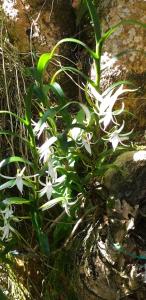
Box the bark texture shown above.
[97,0,146,129]
[74,151,146,300]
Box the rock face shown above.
[96,0,146,129]
[1,0,76,54]
[76,151,146,300]
[104,150,146,206]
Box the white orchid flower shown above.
[81,132,92,155]
[89,84,135,130]
[15,167,26,193]
[38,136,57,163]
[0,204,14,240]
[1,205,13,220]
[39,179,53,201]
[46,159,57,183]
[69,128,92,155]
[39,174,66,201]
[0,222,13,240]
[0,167,38,194]
[32,120,48,139]
[69,127,82,141]
[99,102,125,130]
[105,122,132,151]
[62,198,78,216]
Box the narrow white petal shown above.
[83,141,92,155]
[16,177,23,194]
[46,182,53,200]
[89,84,103,103]
[102,111,113,129]
[19,167,26,177]
[116,121,125,133]
[39,186,47,198]
[55,175,66,184]
[110,134,119,151]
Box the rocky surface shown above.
[76,150,146,300]
[1,0,76,54]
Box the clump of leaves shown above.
[0,0,145,260]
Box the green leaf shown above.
[32,211,49,255]
[58,101,91,125]
[51,66,95,86]
[39,232,50,256]
[0,179,16,191]
[0,157,32,169]
[49,82,65,100]
[5,197,31,205]
[37,53,52,82]
[100,19,146,45]
[76,0,87,26]
[24,85,33,126]
[85,0,101,43]
[51,38,97,59]
[0,111,26,125]
[40,197,65,211]
[49,82,72,124]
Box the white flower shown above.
[15,167,26,193]
[1,205,13,220]
[0,167,38,194]
[69,127,81,141]
[38,136,57,163]
[0,204,14,241]
[39,179,53,201]
[69,128,92,155]
[106,122,132,151]
[46,159,57,183]
[39,175,65,200]
[81,133,92,155]
[0,222,12,240]
[32,120,48,139]
[89,84,135,130]
[62,198,77,216]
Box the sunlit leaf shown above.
[0,180,16,191]
[40,197,65,211]
[0,157,32,169]
[37,53,52,81]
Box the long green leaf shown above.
[49,82,72,124]
[0,180,16,191]
[51,66,95,86]
[40,197,65,211]
[37,53,52,81]
[58,101,91,125]
[0,156,32,169]
[51,38,97,59]
[0,111,26,125]
[4,197,31,205]
[32,211,49,255]
[85,0,101,43]
[100,19,146,45]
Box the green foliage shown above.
[0,0,145,297]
